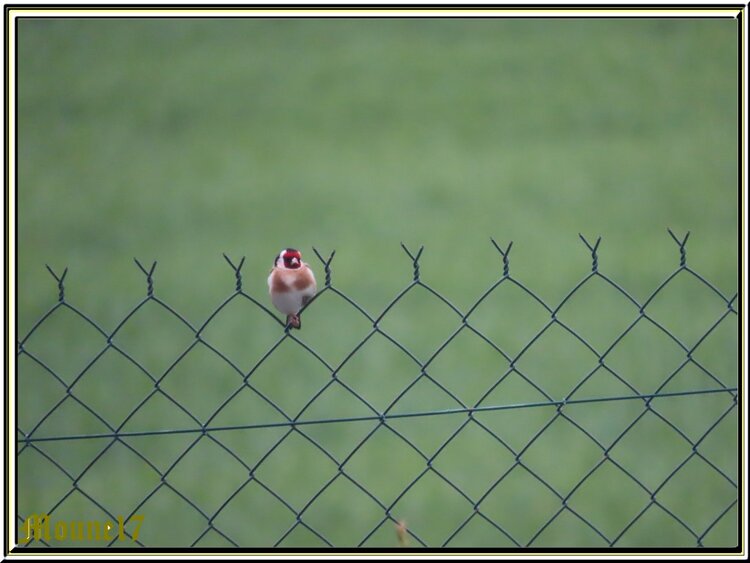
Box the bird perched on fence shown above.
[268,248,317,329]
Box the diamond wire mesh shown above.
[15,231,739,549]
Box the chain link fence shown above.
[15,231,739,549]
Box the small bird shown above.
[268,248,317,329]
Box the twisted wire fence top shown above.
[15,232,739,550]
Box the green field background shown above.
[16,18,739,548]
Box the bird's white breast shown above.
[271,290,305,316]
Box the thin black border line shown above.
[5,6,16,558]
[6,17,746,21]
[738,7,747,558]
[6,4,747,557]
[9,546,746,556]
[3,5,8,559]
[2,3,746,21]
[735,8,746,558]
[11,11,17,555]
[2,4,747,10]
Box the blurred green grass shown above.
[16,17,738,548]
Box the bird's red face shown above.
[277,248,302,270]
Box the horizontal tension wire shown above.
[20,386,737,444]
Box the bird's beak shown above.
[291,257,300,267]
